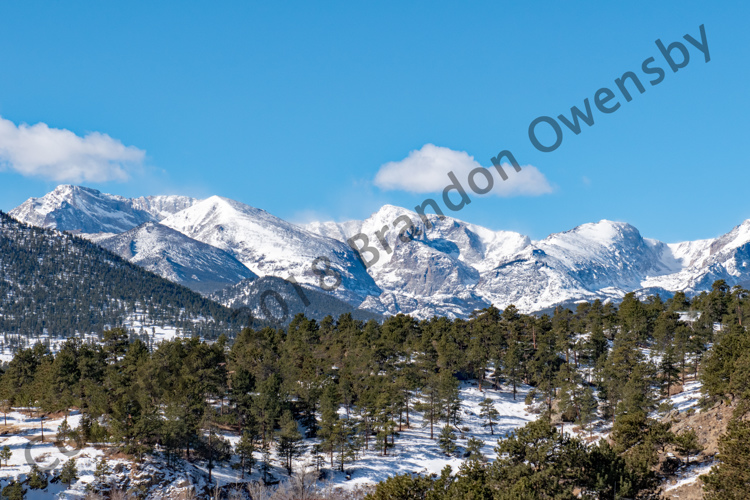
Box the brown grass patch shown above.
[0,425,22,435]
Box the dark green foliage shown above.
[702,416,750,499]
[0,276,742,496]
[277,410,305,475]
[94,457,110,481]
[0,211,246,342]
[478,398,499,435]
[674,429,702,466]
[235,431,257,479]
[59,458,78,486]
[437,424,456,456]
[1,480,25,500]
[366,419,654,500]
[465,436,485,462]
[27,465,48,490]
[56,418,71,443]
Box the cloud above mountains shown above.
[374,143,553,196]
[0,116,145,183]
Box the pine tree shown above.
[478,398,499,435]
[660,345,681,397]
[333,419,357,471]
[576,385,598,434]
[0,445,11,467]
[235,431,257,479]
[1,480,25,500]
[59,458,79,487]
[674,429,702,466]
[438,424,457,456]
[503,335,523,401]
[439,373,461,427]
[0,400,10,426]
[318,382,341,466]
[28,465,48,490]
[702,416,750,498]
[465,437,485,462]
[94,457,110,481]
[276,410,305,475]
[259,443,273,483]
[252,375,282,448]
[57,417,71,444]
[414,372,443,440]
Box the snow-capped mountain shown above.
[473,220,677,313]
[97,222,257,294]
[642,220,750,293]
[307,205,530,317]
[10,185,750,319]
[160,196,381,304]
[10,185,198,234]
[308,207,750,317]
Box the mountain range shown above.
[9,185,750,319]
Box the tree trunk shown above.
[405,394,410,427]
[429,407,434,440]
[682,352,686,385]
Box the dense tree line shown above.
[0,277,746,497]
[0,211,249,342]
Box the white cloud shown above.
[374,143,553,196]
[0,116,145,182]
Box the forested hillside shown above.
[0,281,746,498]
[0,211,248,344]
[212,276,384,325]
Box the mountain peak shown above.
[9,185,198,234]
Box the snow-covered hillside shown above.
[97,222,257,294]
[160,196,381,304]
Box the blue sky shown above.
[0,1,745,242]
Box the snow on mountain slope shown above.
[474,221,672,312]
[9,185,199,234]
[310,211,750,317]
[130,194,199,220]
[10,185,155,233]
[306,205,529,317]
[161,196,381,304]
[12,185,750,319]
[306,205,530,272]
[97,222,257,294]
[643,220,750,292]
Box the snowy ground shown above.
[0,381,538,498]
[202,381,538,492]
[663,460,715,492]
[325,381,535,489]
[0,409,115,498]
[666,380,702,414]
